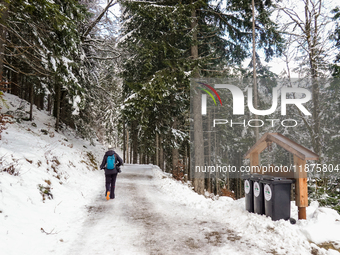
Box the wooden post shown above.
[250,151,259,173]
[294,155,308,220]
[298,207,307,220]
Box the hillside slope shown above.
[0,93,109,254]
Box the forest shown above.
[0,0,340,212]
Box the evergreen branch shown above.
[0,23,50,62]
[87,56,121,60]
[200,69,228,73]
[199,8,251,39]
[3,59,50,77]
[4,42,52,74]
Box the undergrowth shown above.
[309,177,340,214]
[38,180,53,201]
[0,91,13,140]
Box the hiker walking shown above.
[100,145,123,200]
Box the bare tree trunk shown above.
[172,118,179,174]
[126,129,129,164]
[172,147,179,174]
[193,95,205,194]
[160,135,164,170]
[281,0,323,162]
[47,94,52,114]
[82,0,117,39]
[214,114,218,195]
[11,71,20,97]
[184,143,188,182]
[252,0,259,141]
[215,147,219,195]
[191,5,205,195]
[156,132,159,167]
[29,83,34,121]
[38,92,44,110]
[20,75,25,100]
[187,144,191,181]
[55,83,61,131]
[132,121,138,164]
[123,121,126,163]
[207,108,212,193]
[305,1,321,162]
[238,153,243,198]
[0,1,8,79]
[130,133,133,164]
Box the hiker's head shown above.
[108,145,114,151]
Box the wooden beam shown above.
[268,134,306,160]
[298,207,306,220]
[250,151,259,173]
[244,133,269,158]
[271,133,319,160]
[244,132,319,160]
[295,178,308,206]
[260,167,295,178]
[294,155,308,220]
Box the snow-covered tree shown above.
[118,0,283,196]
[0,0,122,143]
[278,0,338,163]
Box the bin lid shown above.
[241,174,252,180]
[241,173,261,179]
[261,177,294,184]
[249,174,272,181]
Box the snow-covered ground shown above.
[1,93,340,255]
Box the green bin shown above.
[252,175,271,215]
[242,174,254,213]
[261,178,293,221]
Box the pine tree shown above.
[1,0,121,141]
[1,0,88,130]
[119,0,283,195]
[332,6,340,77]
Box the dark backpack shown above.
[106,154,116,170]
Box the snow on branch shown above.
[82,0,118,40]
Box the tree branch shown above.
[82,0,117,40]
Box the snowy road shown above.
[66,165,248,255]
[62,164,340,255]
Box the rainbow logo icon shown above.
[197,82,223,106]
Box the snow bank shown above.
[299,202,340,245]
[0,93,106,255]
[151,166,340,255]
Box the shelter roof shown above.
[244,132,319,160]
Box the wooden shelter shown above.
[244,132,319,220]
